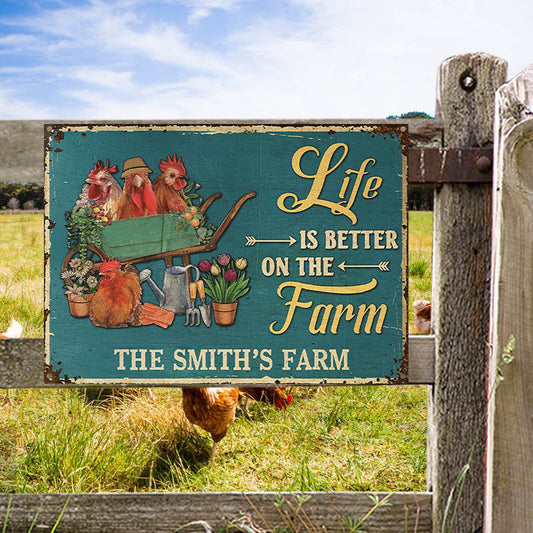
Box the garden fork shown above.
[185,281,201,326]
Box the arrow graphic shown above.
[245,235,297,247]
[338,261,390,272]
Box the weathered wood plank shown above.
[436,55,506,148]
[0,119,442,184]
[486,64,533,533]
[0,339,43,388]
[0,492,432,533]
[0,121,44,183]
[429,52,507,533]
[407,335,435,384]
[0,336,434,387]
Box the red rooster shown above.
[182,387,240,458]
[86,160,122,220]
[152,154,189,214]
[239,386,293,413]
[89,259,142,328]
[116,157,158,220]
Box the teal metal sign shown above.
[45,124,408,385]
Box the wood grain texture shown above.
[407,335,435,384]
[0,121,44,183]
[430,53,507,533]
[486,64,533,533]
[0,335,435,387]
[436,53,507,148]
[0,492,432,533]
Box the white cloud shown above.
[0,33,43,49]
[183,0,243,24]
[0,87,53,119]
[213,0,533,117]
[0,0,532,119]
[70,68,135,89]
[2,0,231,74]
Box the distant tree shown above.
[0,182,44,209]
[387,111,433,119]
[7,197,20,210]
[408,185,434,211]
[23,199,35,210]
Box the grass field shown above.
[0,214,43,337]
[408,210,433,332]
[0,212,432,494]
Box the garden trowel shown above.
[196,279,212,327]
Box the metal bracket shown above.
[408,146,493,184]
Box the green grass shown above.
[0,387,427,493]
[0,212,432,494]
[0,214,43,337]
[408,211,433,333]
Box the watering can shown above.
[139,265,200,315]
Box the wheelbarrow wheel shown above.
[61,244,107,278]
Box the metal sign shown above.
[45,124,408,385]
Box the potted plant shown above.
[61,258,99,318]
[198,254,250,326]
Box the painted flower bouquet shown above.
[61,258,99,318]
[198,253,250,326]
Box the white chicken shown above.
[1,319,23,406]
[86,160,123,220]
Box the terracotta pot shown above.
[67,293,94,318]
[212,301,238,326]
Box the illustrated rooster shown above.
[413,299,431,334]
[239,386,293,413]
[1,319,23,406]
[152,154,189,214]
[116,156,158,220]
[86,160,123,220]
[89,259,142,328]
[182,387,240,458]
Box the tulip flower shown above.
[235,257,247,270]
[225,269,237,282]
[217,253,231,266]
[199,259,211,272]
[210,264,221,276]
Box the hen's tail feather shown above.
[131,301,143,327]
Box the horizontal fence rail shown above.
[1,119,442,184]
[0,335,435,388]
[0,492,433,533]
[1,119,494,186]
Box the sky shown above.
[0,0,531,120]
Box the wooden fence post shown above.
[485,64,533,532]
[430,53,507,532]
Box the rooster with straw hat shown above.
[116,156,158,219]
[121,156,153,178]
